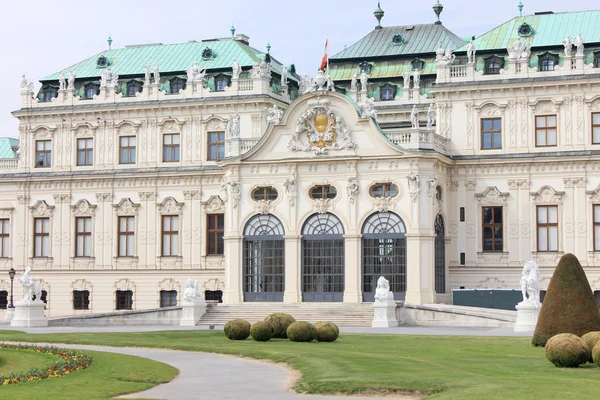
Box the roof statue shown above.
[100,67,119,89]
[426,104,436,130]
[507,39,531,62]
[575,34,584,57]
[466,39,476,64]
[144,65,151,86]
[153,65,160,85]
[410,105,419,128]
[435,41,445,61]
[232,59,242,79]
[59,71,66,91]
[20,74,34,92]
[358,97,378,121]
[413,70,420,88]
[360,72,369,91]
[266,104,284,125]
[186,61,206,83]
[436,48,455,66]
[251,60,271,79]
[281,66,288,87]
[403,70,411,89]
[563,36,572,58]
[67,71,76,91]
[299,74,316,94]
[350,74,358,91]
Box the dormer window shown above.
[126,81,142,97]
[215,75,229,91]
[41,86,58,102]
[391,33,405,46]
[170,78,186,94]
[517,23,534,37]
[379,84,396,101]
[538,52,558,72]
[359,61,372,75]
[484,55,504,75]
[202,48,215,60]
[411,58,424,71]
[96,56,109,68]
[84,83,99,99]
[594,52,600,68]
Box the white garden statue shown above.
[19,265,42,303]
[183,277,203,304]
[374,276,394,302]
[180,277,207,326]
[519,261,541,307]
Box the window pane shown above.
[595,226,600,250]
[547,116,557,127]
[218,144,224,160]
[127,235,135,256]
[482,132,491,148]
[538,227,548,251]
[209,146,216,160]
[494,207,503,223]
[217,215,224,230]
[548,226,558,251]
[547,130,557,146]
[482,119,491,130]
[163,235,171,255]
[494,227,503,250]
[127,217,135,231]
[130,149,136,163]
[594,113,600,125]
[172,216,179,231]
[84,235,92,256]
[163,216,170,231]
[538,207,547,223]
[536,116,546,128]
[548,206,558,223]
[42,236,49,256]
[593,127,600,144]
[119,235,126,256]
[171,234,179,256]
[493,132,501,148]
[173,135,180,144]
[536,130,545,146]
[483,227,492,250]
[493,119,501,130]
[483,208,492,224]
[595,206,600,223]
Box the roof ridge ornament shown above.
[374,1,384,29]
[433,1,443,25]
[518,1,524,17]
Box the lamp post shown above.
[8,267,15,309]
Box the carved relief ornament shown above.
[113,198,140,216]
[475,186,509,205]
[586,184,600,203]
[157,197,184,215]
[71,199,97,216]
[29,200,54,217]
[475,102,506,117]
[530,186,564,204]
[204,195,225,214]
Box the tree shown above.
[532,253,600,346]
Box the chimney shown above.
[234,34,250,45]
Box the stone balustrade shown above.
[0,159,18,170]
[385,128,447,152]
[240,138,260,153]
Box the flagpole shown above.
[326,34,329,72]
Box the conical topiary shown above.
[532,253,600,347]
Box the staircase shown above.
[198,303,375,327]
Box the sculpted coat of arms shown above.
[288,99,356,155]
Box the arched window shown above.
[252,187,278,201]
[411,58,424,70]
[243,214,285,302]
[84,83,98,99]
[302,213,345,302]
[361,212,407,301]
[435,214,446,293]
[170,78,186,94]
[126,81,142,97]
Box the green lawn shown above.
[0,345,178,400]
[1,330,599,399]
[0,347,58,376]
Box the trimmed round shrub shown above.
[287,321,317,342]
[250,321,273,342]
[224,319,251,340]
[581,331,600,362]
[264,313,296,339]
[545,333,589,368]
[532,253,600,346]
[593,342,600,367]
[314,322,339,342]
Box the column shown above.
[283,235,301,303]
[343,234,361,303]
[405,234,436,305]
[223,236,242,303]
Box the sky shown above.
[0,0,598,139]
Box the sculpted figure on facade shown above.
[563,35,572,58]
[575,33,584,57]
[100,68,119,89]
[350,74,358,91]
[153,65,160,85]
[466,39,476,64]
[427,178,438,197]
[358,97,378,121]
[413,70,420,88]
[67,71,76,91]
[435,42,445,61]
[326,74,335,92]
[187,61,207,83]
[232,59,242,79]
[346,177,360,204]
[406,172,420,203]
[19,265,42,303]
[360,72,369,91]
[281,66,288,87]
[59,71,66,91]
[227,114,241,138]
[410,105,419,128]
[144,65,151,86]
[508,39,528,61]
[20,74,34,92]
[436,49,455,66]
[183,277,204,304]
[299,74,316,94]
[220,180,241,208]
[426,103,436,130]
[374,276,394,302]
[403,70,411,89]
[251,60,271,79]
[283,171,298,207]
[519,261,541,307]
[266,104,284,125]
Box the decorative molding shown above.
[72,123,96,137]
[139,192,157,202]
[71,199,96,216]
[203,195,225,214]
[183,190,202,200]
[529,98,562,113]
[17,195,30,204]
[254,200,273,215]
[95,193,113,203]
[29,200,54,217]
[71,278,93,291]
[220,180,240,208]
[114,278,136,291]
[586,184,600,202]
[475,186,509,205]
[53,194,71,204]
[474,102,506,117]
[158,278,180,291]
[156,197,184,215]
[346,177,360,205]
[202,278,224,291]
[477,277,507,289]
[373,196,394,213]
[113,198,140,216]
[530,186,564,204]
[313,198,332,214]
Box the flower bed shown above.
[0,343,92,385]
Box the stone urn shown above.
[315,70,328,91]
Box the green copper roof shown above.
[41,38,290,81]
[329,59,437,81]
[456,11,600,52]
[0,138,19,159]
[331,24,466,60]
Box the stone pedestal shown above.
[4,307,15,322]
[179,300,207,326]
[10,300,48,328]
[372,300,399,328]
[513,302,541,332]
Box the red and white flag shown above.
[319,38,328,71]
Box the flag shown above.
[319,38,328,71]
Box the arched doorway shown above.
[301,213,345,302]
[361,212,407,301]
[243,214,285,302]
[435,214,446,294]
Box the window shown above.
[33,218,50,257]
[593,113,600,144]
[118,216,135,257]
[369,183,398,198]
[126,81,142,97]
[484,56,503,75]
[42,86,57,102]
[116,290,133,310]
[538,53,558,72]
[481,118,502,149]
[0,290,7,309]
[160,290,177,307]
[252,187,278,201]
[392,33,406,46]
[359,61,372,75]
[84,84,98,99]
[537,205,558,252]
[204,290,223,303]
[77,138,94,166]
[215,77,228,91]
[170,78,185,94]
[163,134,180,162]
[309,185,338,199]
[207,132,225,161]
[35,140,51,168]
[594,205,600,251]
[119,136,136,164]
[535,115,557,147]
[207,214,224,255]
[0,219,9,258]
[73,290,90,310]
[595,53,600,68]
[161,215,179,257]
[202,48,214,60]
[482,207,503,252]
[75,217,92,257]
[517,23,534,37]
[380,84,396,101]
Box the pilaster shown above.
[283,235,301,303]
[343,234,361,303]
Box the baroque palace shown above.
[1,2,600,317]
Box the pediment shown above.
[236,91,405,163]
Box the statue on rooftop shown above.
[187,61,206,84]
[435,41,445,61]
[350,74,358,92]
[466,39,476,64]
[508,39,522,61]
[403,71,411,89]
[232,59,241,80]
[67,71,75,91]
[563,36,573,58]
[410,105,419,128]
[360,72,369,92]
[153,65,160,85]
[59,72,66,91]
[413,70,420,88]
[436,49,456,67]
[144,65,151,86]
[251,60,272,79]
[100,68,119,89]
[426,103,436,130]
[20,74,33,92]
[281,66,288,87]
[358,97,377,121]
[575,34,584,57]
[299,74,316,94]
[519,261,541,307]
